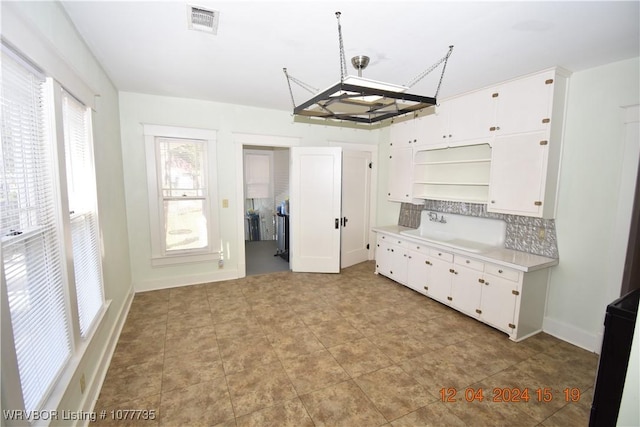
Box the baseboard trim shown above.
[134,269,240,293]
[83,290,135,425]
[543,315,603,354]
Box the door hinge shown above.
[509,323,516,329]
[512,290,520,296]
[368,162,372,169]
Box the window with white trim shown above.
[1,43,105,413]
[144,125,219,265]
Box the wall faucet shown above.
[428,212,447,223]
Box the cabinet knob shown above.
[424,286,429,291]
[489,126,496,132]
[476,309,482,314]
[447,296,453,301]
[425,260,432,265]
[478,278,485,284]
[498,269,503,273]
[465,260,470,264]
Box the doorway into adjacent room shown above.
[243,146,290,276]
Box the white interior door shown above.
[341,150,371,268]
[290,147,342,273]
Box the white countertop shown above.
[372,225,558,272]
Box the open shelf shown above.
[413,143,491,202]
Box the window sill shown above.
[151,252,221,267]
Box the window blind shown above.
[61,90,104,337]
[1,47,72,412]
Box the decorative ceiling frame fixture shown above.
[283,12,454,125]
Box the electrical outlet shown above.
[80,373,86,394]
[538,227,546,240]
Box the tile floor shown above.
[93,261,599,426]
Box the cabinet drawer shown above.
[455,255,484,272]
[429,248,454,262]
[485,264,520,282]
[407,242,429,255]
[378,234,406,246]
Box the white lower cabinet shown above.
[406,243,429,295]
[424,249,454,304]
[479,271,519,334]
[375,231,550,342]
[375,234,408,284]
[450,257,484,318]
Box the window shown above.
[62,90,104,337]
[144,125,219,265]
[1,45,72,414]
[1,43,105,413]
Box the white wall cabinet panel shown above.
[442,88,496,144]
[488,131,548,216]
[387,146,413,202]
[400,68,568,218]
[389,119,418,148]
[493,70,555,136]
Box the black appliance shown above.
[275,213,289,262]
[589,288,639,426]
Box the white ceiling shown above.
[62,1,639,112]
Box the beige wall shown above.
[545,57,639,351]
[118,92,380,291]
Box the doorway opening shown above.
[243,145,290,276]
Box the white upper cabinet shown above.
[488,131,548,216]
[487,69,569,218]
[439,87,496,144]
[389,117,419,148]
[387,146,414,202]
[491,70,556,136]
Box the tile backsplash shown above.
[398,201,559,259]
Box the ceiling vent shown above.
[187,5,219,34]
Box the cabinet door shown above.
[479,273,518,334]
[487,131,548,216]
[424,256,453,304]
[494,71,554,136]
[407,250,429,295]
[387,147,413,202]
[450,265,483,317]
[415,109,448,146]
[390,119,418,148]
[446,88,496,144]
[375,237,407,284]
